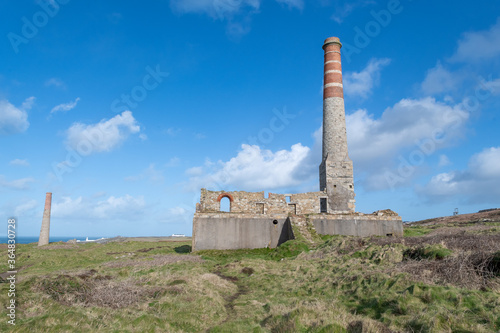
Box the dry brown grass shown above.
[368,229,500,289]
[35,270,166,308]
[102,254,203,268]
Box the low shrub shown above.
[403,244,452,261]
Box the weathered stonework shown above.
[197,188,328,215]
[38,192,52,246]
[192,36,403,250]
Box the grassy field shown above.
[1,219,499,332]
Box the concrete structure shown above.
[38,192,52,246]
[192,37,403,251]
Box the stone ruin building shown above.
[192,37,403,251]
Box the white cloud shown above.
[44,78,66,89]
[186,166,204,177]
[450,18,500,63]
[421,62,463,95]
[169,206,187,215]
[347,97,467,168]
[65,111,140,155]
[186,97,470,193]
[170,0,302,37]
[93,195,146,219]
[166,157,181,167]
[345,97,469,190]
[14,199,38,217]
[343,58,391,99]
[419,147,500,204]
[0,97,34,135]
[22,96,36,110]
[0,176,35,190]
[125,164,164,183]
[187,143,311,191]
[482,77,500,95]
[9,159,29,166]
[50,97,80,114]
[52,194,146,219]
[330,0,374,24]
[275,0,303,10]
[164,127,181,136]
[170,0,260,19]
[51,196,84,217]
[438,154,451,167]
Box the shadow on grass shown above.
[174,245,192,254]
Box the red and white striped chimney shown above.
[322,37,349,162]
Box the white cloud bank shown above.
[343,58,391,99]
[0,97,34,135]
[52,194,146,219]
[187,143,311,191]
[65,111,141,155]
[347,97,469,190]
[419,147,500,204]
[186,97,469,193]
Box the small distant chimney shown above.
[38,192,52,246]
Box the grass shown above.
[1,222,499,332]
[403,225,435,237]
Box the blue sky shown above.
[1,0,499,237]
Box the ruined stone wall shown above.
[197,188,328,215]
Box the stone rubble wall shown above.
[198,188,328,215]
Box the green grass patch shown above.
[403,244,453,260]
[403,225,434,237]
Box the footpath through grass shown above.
[1,222,499,332]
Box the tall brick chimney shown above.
[319,37,356,213]
[38,192,52,246]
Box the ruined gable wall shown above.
[198,188,327,215]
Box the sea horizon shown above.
[0,236,110,244]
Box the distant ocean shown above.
[0,236,107,244]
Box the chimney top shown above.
[323,37,342,50]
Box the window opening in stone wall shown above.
[349,185,353,188]
[320,198,327,213]
[285,196,291,203]
[256,203,265,214]
[220,197,230,212]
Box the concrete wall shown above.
[311,214,403,237]
[192,213,294,251]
